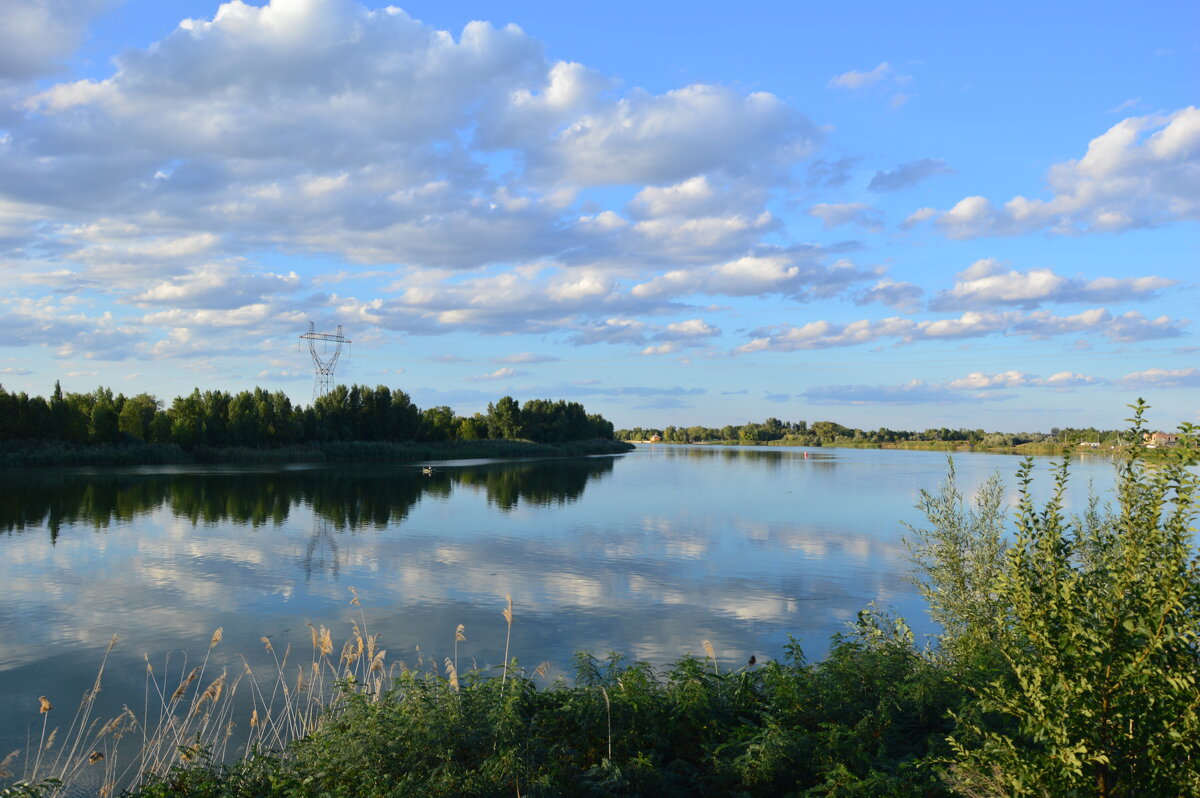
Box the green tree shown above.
[420,405,458,441]
[118,393,159,441]
[486,396,523,440]
[88,388,119,444]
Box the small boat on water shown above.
[422,466,434,476]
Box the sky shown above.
[0,0,1196,432]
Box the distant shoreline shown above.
[631,439,1130,457]
[0,437,635,468]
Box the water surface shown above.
[0,445,1119,760]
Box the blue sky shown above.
[0,0,1196,431]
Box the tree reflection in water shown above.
[0,456,619,540]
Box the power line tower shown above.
[300,321,351,401]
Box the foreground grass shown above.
[0,438,633,467]
[127,622,955,798]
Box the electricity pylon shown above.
[300,321,350,400]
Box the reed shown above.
[501,594,514,691]
[3,588,395,796]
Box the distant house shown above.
[648,434,662,443]
[1144,431,1180,448]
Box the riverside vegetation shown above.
[617,418,1130,455]
[0,383,629,466]
[2,402,1197,797]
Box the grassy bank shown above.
[0,438,633,468]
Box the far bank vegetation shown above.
[0,382,625,466]
[618,417,1140,454]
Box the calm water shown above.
[0,445,1119,760]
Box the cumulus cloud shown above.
[1120,367,1200,388]
[531,85,819,186]
[929,258,1174,310]
[631,250,875,302]
[0,0,111,80]
[132,264,302,308]
[341,264,681,339]
[737,307,1185,353]
[0,297,142,359]
[868,158,954,192]
[0,0,819,281]
[933,107,1200,237]
[639,319,722,355]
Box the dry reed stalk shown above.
[702,640,719,674]
[10,595,405,797]
[454,624,466,675]
[0,750,18,780]
[501,594,514,690]
[599,686,613,760]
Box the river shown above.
[0,444,1119,780]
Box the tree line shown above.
[0,382,615,448]
[617,416,1123,446]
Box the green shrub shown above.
[912,401,1200,796]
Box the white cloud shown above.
[1120,367,1200,388]
[0,0,818,283]
[737,307,1185,353]
[930,258,1174,310]
[631,252,873,302]
[564,316,720,350]
[532,85,819,186]
[946,370,1030,390]
[132,264,302,308]
[140,303,308,331]
[664,319,718,337]
[803,368,1107,404]
[902,206,936,230]
[934,107,1200,237]
[0,297,142,359]
[828,62,891,90]
[465,367,523,382]
[1040,371,1104,388]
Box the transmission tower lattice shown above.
[300,321,351,400]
